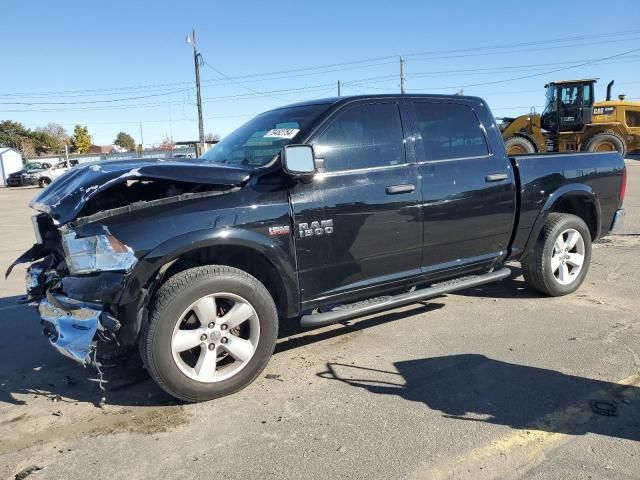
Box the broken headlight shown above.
[62,232,137,275]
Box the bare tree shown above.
[18,137,36,158]
[159,136,175,151]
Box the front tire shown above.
[142,265,278,402]
[521,213,592,296]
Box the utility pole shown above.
[337,80,341,96]
[139,122,144,158]
[187,29,205,155]
[168,97,174,140]
[400,56,406,94]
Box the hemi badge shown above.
[269,225,290,236]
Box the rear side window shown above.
[314,103,405,172]
[413,103,489,160]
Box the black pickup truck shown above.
[9,94,626,402]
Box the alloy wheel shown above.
[171,292,260,383]
[550,228,585,285]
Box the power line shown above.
[202,59,289,102]
[349,47,640,92]
[349,57,640,90]
[426,47,640,90]
[0,88,190,106]
[2,29,639,99]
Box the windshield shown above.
[25,162,47,170]
[198,103,330,168]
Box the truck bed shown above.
[509,151,624,259]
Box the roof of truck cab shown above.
[270,93,485,111]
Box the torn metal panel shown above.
[30,158,252,225]
[4,243,48,279]
[60,272,126,304]
[70,186,241,228]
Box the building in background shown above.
[0,148,23,187]
[89,145,113,154]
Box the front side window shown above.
[543,85,558,115]
[198,103,330,168]
[314,103,405,172]
[413,103,489,160]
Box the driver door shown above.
[289,101,422,306]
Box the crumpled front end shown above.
[9,158,251,366]
[12,216,127,366]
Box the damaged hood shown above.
[30,158,253,224]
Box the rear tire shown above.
[521,213,592,296]
[583,132,626,156]
[141,265,278,402]
[505,136,536,155]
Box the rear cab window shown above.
[411,102,490,161]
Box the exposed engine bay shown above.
[77,178,228,220]
[7,159,253,374]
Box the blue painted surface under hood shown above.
[30,158,253,224]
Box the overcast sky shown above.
[2,0,639,145]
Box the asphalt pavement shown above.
[1,160,639,480]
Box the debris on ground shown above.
[589,400,618,416]
[14,465,43,480]
[264,374,283,382]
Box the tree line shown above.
[0,120,137,157]
[0,120,221,158]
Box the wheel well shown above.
[160,245,287,316]
[550,196,598,240]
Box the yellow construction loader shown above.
[500,79,640,155]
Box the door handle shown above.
[485,173,508,182]
[386,184,415,195]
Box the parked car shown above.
[21,161,71,188]
[6,161,53,187]
[9,94,626,402]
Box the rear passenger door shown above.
[410,101,515,275]
[289,101,422,305]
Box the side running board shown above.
[300,267,511,328]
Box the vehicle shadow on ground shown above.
[318,354,640,441]
[0,298,174,408]
[276,302,445,353]
[0,295,445,407]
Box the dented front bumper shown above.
[39,296,102,364]
[23,259,124,365]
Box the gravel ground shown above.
[0,160,638,480]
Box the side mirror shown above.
[282,144,315,176]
